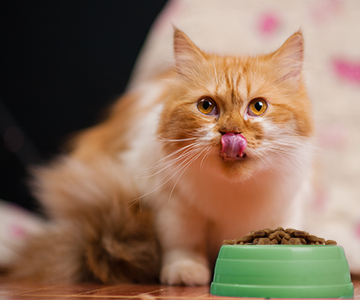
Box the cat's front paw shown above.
[160,258,211,286]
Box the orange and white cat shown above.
[8,29,313,286]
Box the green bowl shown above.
[210,245,353,298]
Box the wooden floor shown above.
[0,279,359,300]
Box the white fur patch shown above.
[161,251,210,286]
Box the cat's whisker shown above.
[156,135,198,143]
[175,125,207,139]
[126,196,142,209]
[132,145,204,201]
[157,143,198,162]
[250,134,314,174]
[261,142,312,174]
[137,143,199,178]
[152,146,201,176]
[256,151,272,169]
[167,146,208,202]
[200,146,212,171]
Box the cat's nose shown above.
[220,126,241,134]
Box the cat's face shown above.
[157,29,313,181]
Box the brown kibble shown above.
[253,238,260,245]
[269,232,282,242]
[285,228,296,235]
[300,238,307,245]
[307,235,325,244]
[307,235,319,243]
[274,231,291,239]
[226,228,336,247]
[263,228,275,235]
[283,233,291,240]
[253,230,266,238]
[294,230,309,238]
[234,235,253,244]
[325,240,337,245]
[258,238,271,245]
[276,231,286,238]
[281,237,290,244]
[223,239,235,245]
[288,238,302,245]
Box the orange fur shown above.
[7,29,314,285]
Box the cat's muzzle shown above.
[220,133,247,160]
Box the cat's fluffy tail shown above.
[5,156,161,283]
[7,198,160,283]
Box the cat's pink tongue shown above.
[221,133,247,160]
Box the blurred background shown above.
[0,0,167,212]
[1,0,360,272]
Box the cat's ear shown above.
[173,28,205,77]
[271,31,304,86]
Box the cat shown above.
[7,28,314,286]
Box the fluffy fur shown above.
[8,29,314,286]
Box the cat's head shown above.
[157,29,314,181]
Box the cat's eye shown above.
[197,97,218,116]
[248,98,268,116]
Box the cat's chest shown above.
[180,167,304,260]
[177,159,304,236]
[179,161,287,215]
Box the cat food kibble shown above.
[223,228,337,246]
